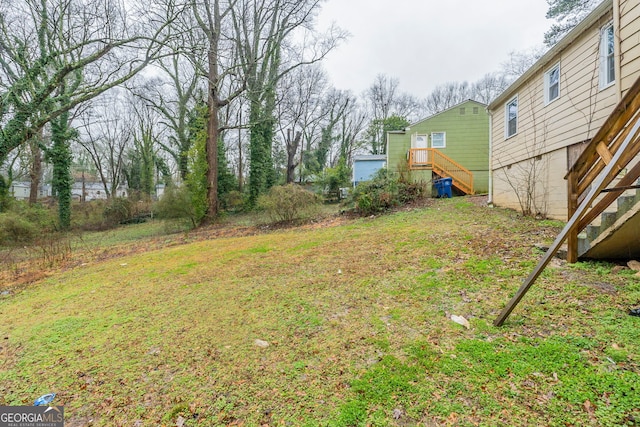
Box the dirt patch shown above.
[0,341,19,378]
[465,194,489,207]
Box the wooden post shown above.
[566,171,579,263]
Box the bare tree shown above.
[366,74,400,121]
[0,0,178,164]
[500,47,547,81]
[229,0,345,206]
[27,131,44,205]
[364,74,421,154]
[133,17,206,181]
[190,0,247,221]
[494,86,550,217]
[276,64,327,183]
[335,100,368,166]
[424,81,472,115]
[471,73,511,105]
[314,89,351,171]
[76,93,133,199]
[283,129,302,183]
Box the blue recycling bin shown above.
[434,177,452,198]
[433,179,442,197]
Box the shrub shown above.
[396,162,428,203]
[397,179,428,203]
[103,198,134,226]
[19,203,56,229]
[350,169,427,216]
[0,212,39,245]
[317,159,351,201]
[154,185,198,228]
[69,200,103,231]
[222,190,244,212]
[257,184,322,223]
[350,169,399,215]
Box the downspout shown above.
[488,110,494,206]
[613,0,622,99]
[352,161,356,188]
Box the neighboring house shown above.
[71,181,128,201]
[352,155,386,186]
[9,181,51,200]
[386,99,490,195]
[9,180,127,201]
[488,0,640,220]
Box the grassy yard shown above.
[1,198,640,426]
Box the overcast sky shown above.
[315,0,552,97]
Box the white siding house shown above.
[488,0,640,220]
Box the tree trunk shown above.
[28,132,42,205]
[248,104,272,206]
[50,111,73,229]
[237,119,243,192]
[205,39,219,221]
[286,129,301,184]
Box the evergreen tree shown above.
[366,115,410,155]
[0,175,10,212]
[544,0,602,46]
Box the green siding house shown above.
[386,99,490,195]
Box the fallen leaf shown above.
[584,400,597,422]
[450,315,470,329]
[255,339,270,348]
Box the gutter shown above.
[488,111,494,205]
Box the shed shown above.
[352,155,386,186]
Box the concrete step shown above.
[586,224,600,241]
[578,236,591,256]
[600,211,618,230]
[617,195,637,215]
[579,183,640,259]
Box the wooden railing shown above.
[408,148,474,194]
[565,76,640,263]
[493,75,640,326]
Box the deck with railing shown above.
[408,148,474,195]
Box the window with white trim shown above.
[600,22,615,88]
[544,63,560,104]
[431,132,446,148]
[505,96,518,138]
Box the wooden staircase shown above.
[408,148,474,194]
[494,75,640,326]
[565,77,640,263]
[577,180,640,259]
